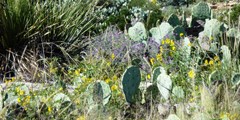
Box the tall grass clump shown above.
[0,0,100,81]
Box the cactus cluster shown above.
[121,65,174,103]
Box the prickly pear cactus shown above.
[145,84,159,101]
[52,93,71,111]
[172,86,184,99]
[167,14,181,27]
[231,73,240,88]
[86,80,111,109]
[122,66,141,104]
[192,2,211,20]
[152,66,162,83]
[220,45,231,67]
[128,22,147,42]
[173,26,186,40]
[203,19,224,40]
[150,22,174,44]
[156,67,172,100]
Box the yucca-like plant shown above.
[0,0,34,52]
[26,0,99,58]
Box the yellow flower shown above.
[76,115,86,120]
[171,46,176,51]
[160,46,163,53]
[107,61,111,66]
[50,67,57,74]
[111,85,118,91]
[105,78,111,84]
[188,69,195,79]
[147,74,151,80]
[188,42,192,47]
[170,40,175,46]
[59,87,63,91]
[26,96,31,101]
[161,40,165,45]
[151,0,157,4]
[11,77,16,81]
[17,98,21,103]
[19,90,25,96]
[112,75,118,81]
[156,53,162,61]
[74,69,80,76]
[48,106,52,113]
[16,87,20,93]
[150,58,155,65]
[209,60,214,65]
[111,53,115,59]
[214,56,219,61]
[180,33,184,37]
[204,60,209,66]
[189,97,195,102]
[165,39,170,44]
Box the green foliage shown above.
[102,0,163,30]
[230,4,240,24]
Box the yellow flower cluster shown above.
[204,56,221,67]
[16,87,31,109]
[74,69,81,76]
[4,77,16,85]
[156,53,162,61]
[161,39,176,55]
[220,112,239,120]
[150,58,155,65]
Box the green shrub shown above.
[230,4,240,24]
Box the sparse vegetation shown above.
[0,0,240,119]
